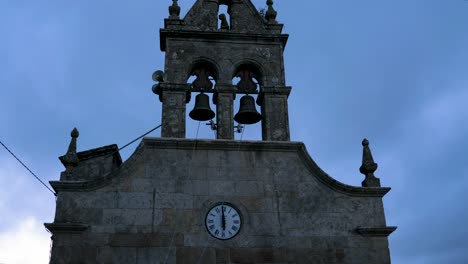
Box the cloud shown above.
[0,217,51,264]
[417,85,468,145]
[382,80,468,263]
[0,153,56,231]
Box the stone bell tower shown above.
[46,1,396,263]
[154,0,290,141]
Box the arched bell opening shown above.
[185,61,218,139]
[232,63,263,141]
[233,63,263,93]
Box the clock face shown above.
[205,203,242,240]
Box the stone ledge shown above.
[160,29,289,51]
[355,227,397,237]
[44,223,89,234]
[50,177,113,193]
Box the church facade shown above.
[46,1,396,263]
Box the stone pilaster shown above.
[258,87,291,141]
[160,83,189,138]
[214,85,236,140]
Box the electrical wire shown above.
[118,124,162,151]
[0,124,163,197]
[0,140,56,196]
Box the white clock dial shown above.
[205,203,242,240]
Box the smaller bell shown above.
[189,93,215,121]
[234,95,262,125]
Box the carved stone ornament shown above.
[265,0,278,24]
[168,0,181,19]
[59,128,80,169]
[191,68,214,92]
[359,138,381,187]
[236,69,258,94]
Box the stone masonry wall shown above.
[49,138,392,264]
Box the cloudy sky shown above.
[0,0,467,263]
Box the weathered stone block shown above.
[97,246,137,264]
[109,233,184,247]
[74,192,118,209]
[137,247,176,264]
[154,193,193,209]
[118,192,153,209]
[209,180,236,195]
[102,209,153,226]
[176,247,216,264]
[235,181,264,196]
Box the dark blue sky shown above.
[1,0,467,263]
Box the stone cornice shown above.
[160,29,289,51]
[44,223,88,234]
[158,83,191,92]
[50,138,391,198]
[257,86,292,104]
[356,227,397,237]
[297,144,391,197]
[75,144,122,165]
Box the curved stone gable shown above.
[51,138,390,198]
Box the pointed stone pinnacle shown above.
[60,128,80,168]
[169,0,181,19]
[360,138,377,174]
[362,138,369,147]
[359,138,381,187]
[71,127,79,138]
[265,0,278,24]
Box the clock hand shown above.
[221,206,226,230]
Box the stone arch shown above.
[187,58,220,93]
[232,60,264,94]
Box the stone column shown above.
[258,87,291,141]
[160,83,189,138]
[214,85,236,140]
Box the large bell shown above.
[189,93,215,121]
[234,95,262,125]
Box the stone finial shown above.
[169,0,181,19]
[60,128,80,169]
[265,0,278,24]
[359,138,381,187]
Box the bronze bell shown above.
[234,95,262,124]
[189,93,215,121]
